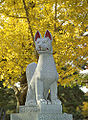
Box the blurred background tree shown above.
[0,81,16,120]
[0,0,88,119]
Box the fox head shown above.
[34,30,53,54]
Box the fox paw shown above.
[37,99,47,105]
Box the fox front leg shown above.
[35,78,47,105]
[50,81,61,105]
[25,84,36,106]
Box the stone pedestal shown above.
[10,102,72,120]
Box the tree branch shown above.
[54,0,57,31]
[6,14,27,19]
[22,0,34,42]
[13,86,20,113]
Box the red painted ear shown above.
[35,31,41,41]
[45,30,52,40]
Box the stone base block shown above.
[11,112,72,120]
[38,103,62,114]
[19,105,40,113]
[11,112,37,120]
[11,104,72,120]
[19,103,62,114]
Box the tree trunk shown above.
[13,86,20,113]
[54,0,57,31]
[15,96,20,113]
[22,0,39,61]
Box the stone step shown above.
[19,103,62,114]
[11,112,72,120]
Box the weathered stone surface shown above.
[11,111,72,120]
[25,30,59,106]
[19,105,40,113]
[11,112,38,120]
[11,103,72,120]
[19,103,62,114]
[39,103,62,114]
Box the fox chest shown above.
[35,63,58,82]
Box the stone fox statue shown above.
[25,30,59,106]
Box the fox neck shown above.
[37,52,54,65]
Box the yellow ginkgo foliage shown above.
[81,102,88,117]
[0,0,88,88]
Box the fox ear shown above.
[34,31,41,41]
[44,30,52,41]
